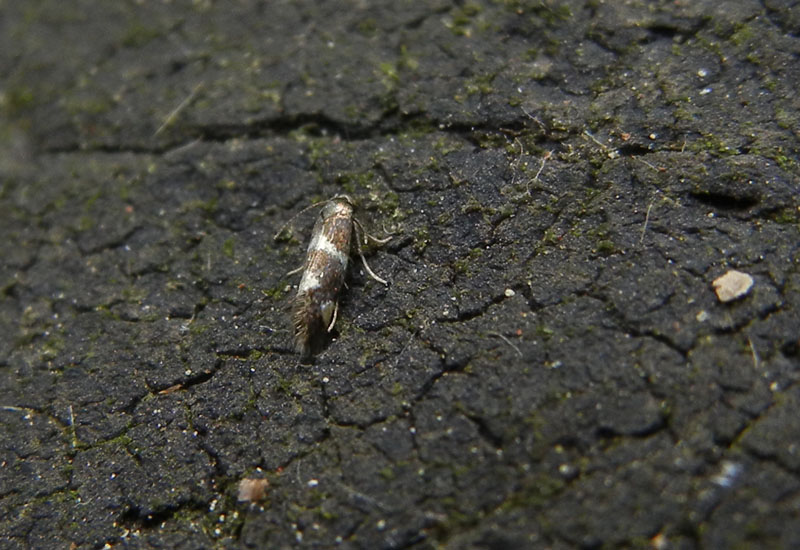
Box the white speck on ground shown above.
[712,270,754,302]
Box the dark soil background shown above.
[1,1,799,549]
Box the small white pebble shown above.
[504,288,516,297]
[237,478,269,503]
[713,270,754,302]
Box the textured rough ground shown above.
[1,1,799,549]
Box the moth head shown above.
[332,194,354,207]
[322,194,355,218]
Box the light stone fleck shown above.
[712,270,754,302]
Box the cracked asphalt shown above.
[1,1,799,549]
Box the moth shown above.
[277,195,389,358]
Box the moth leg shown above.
[354,218,392,244]
[285,264,305,277]
[353,223,389,286]
[327,300,339,332]
[365,233,392,244]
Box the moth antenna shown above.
[273,200,329,241]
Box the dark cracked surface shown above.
[1,1,799,549]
